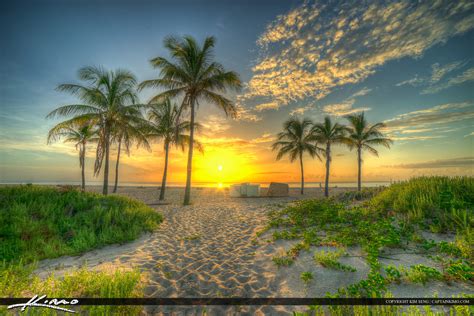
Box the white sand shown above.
[33,186,473,315]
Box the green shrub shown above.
[404,265,442,284]
[300,271,313,284]
[0,185,163,263]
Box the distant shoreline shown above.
[0,181,392,189]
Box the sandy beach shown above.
[33,186,473,315]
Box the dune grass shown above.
[1,261,143,315]
[0,185,162,263]
[264,176,474,298]
[0,185,162,314]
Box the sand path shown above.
[35,187,313,315]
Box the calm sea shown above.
[1,181,392,188]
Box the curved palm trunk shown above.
[102,129,110,195]
[183,100,195,205]
[81,143,86,191]
[159,141,170,201]
[299,152,304,195]
[113,139,122,193]
[357,146,362,192]
[324,142,331,197]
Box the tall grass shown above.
[0,185,163,263]
[371,176,474,231]
[0,261,142,315]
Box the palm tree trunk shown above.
[357,146,362,192]
[102,128,110,195]
[299,152,304,195]
[159,141,170,201]
[324,142,330,197]
[183,99,195,205]
[81,143,86,191]
[113,139,122,193]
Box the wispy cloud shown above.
[395,60,472,93]
[386,157,474,169]
[239,0,474,111]
[421,67,474,94]
[384,101,474,141]
[323,99,370,117]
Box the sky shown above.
[1,0,473,186]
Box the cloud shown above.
[240,0,474,111]
[395,60,472,93]
[323,99,370,116]
[384,102,474,131]
[465,131,474,137]
[350,87,372,98]
[421,67,474,94]
[250,133,275,144]
[386,157,474,169]
[255,101,280,111]
[200,115,231,135]
[235,103,262,122]
[396,75,425,87]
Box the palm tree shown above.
[47,120,97,190]
[47,66,140,195]
[272,118,324,195]
[311,116,349,197]
[139,35,242,205]
[146,98,203,200]
[111,116,150,193]
[345,112,393,191]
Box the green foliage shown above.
[0,261,142,315]
[267,177,474,299]
[272,256,294,267]
[300,271,313,284]
[384,265,401,283]
[370,176,474,231]
[336,187,385,203]
[314,249,356,272]
[0,185,163,263]
[445,261,474,282]
[404,265,442,284]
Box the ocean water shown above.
[1,181,392,188]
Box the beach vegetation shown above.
[0,185,162,263]
[0,261,142,315]
[300,271,313,284]
[266,176,473,298]
[314,249,356,272]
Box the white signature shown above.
[7,295,78,313]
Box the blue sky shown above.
[1,0,473,184]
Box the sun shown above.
[217,165,223,171]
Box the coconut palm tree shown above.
[111,116,151,193]
[47,66,140,195]
[272,118,324,195]
[47,120,97,190]
[311,116,349,197]
[146,98,203,200]
[139,35,242,205]
[345,112,393,191]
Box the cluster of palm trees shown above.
[47,35,242,205]
[272,113,392,196]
